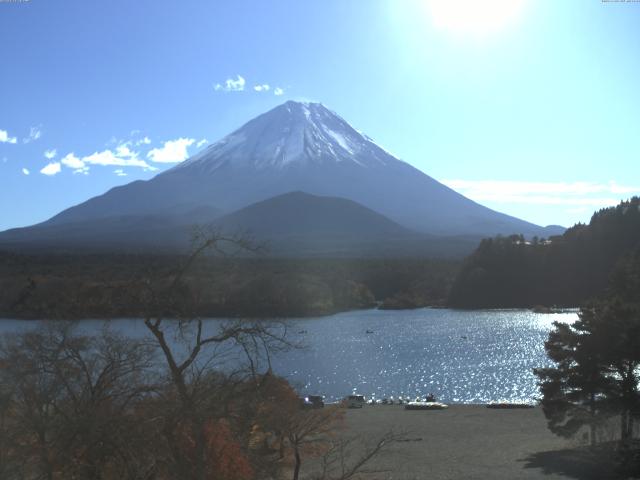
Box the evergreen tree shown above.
[536,245,640,449]
[534,312,613,446]
[450,197,640,308]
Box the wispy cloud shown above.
[0,129,17,144]
[23,126,42,144]
[196,138,208,148]
[109,133,151,149]
[214,76,285,95]
[442,179,640,207]
[214,75,246,92]
[114,169,127,177]
[22,168,30,175]
[40,162,61,176]
[147,138,195,163]
[44,148,57,159]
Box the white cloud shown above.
[23,126,42,144]
[214,76,284,95]
[214,75,246,92]
[0,129,17,144]
[40,162,61,176]
[196,138,208,148]
[61,152,85,170]
[44,148,57,159]
[114,169,127,177]
[136,136,151,145]
[147,137,195,163]
[82,149,150,168]
[59,145,153,173]
[115,144,136,159]
[442,179,640,207]
[22,168,30,175]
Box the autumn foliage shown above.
[176,419,254,480]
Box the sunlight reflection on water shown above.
[270,308,578,403]
[0,308,578,404]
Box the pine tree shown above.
[534,313,613,446]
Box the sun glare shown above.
[425,0,528,36]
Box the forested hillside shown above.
[0,253,458,319]
[449,197,640,308]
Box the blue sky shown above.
[1,0,639,231]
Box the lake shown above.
[0,308,577,404]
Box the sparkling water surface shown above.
[0,308,577,404]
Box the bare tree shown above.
[0,322,157,480]
[284,407,345,480]
[138,228,294,480]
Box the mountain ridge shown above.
[0,191,481,257]
[1,101,564,253]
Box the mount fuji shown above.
[0,101,563,254]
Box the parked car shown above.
[346,394,366,408]
[301,395,325,409]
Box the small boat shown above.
[405,401,449,411]
[365,330,374,334]
[486,402,534,409]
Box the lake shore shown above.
[336,405,618,480]
[1,309,579,404]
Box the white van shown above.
[346,394,366,408]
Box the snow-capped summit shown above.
[30,100,560,239]
[171,101,392,174]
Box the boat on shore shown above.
[486,402,534,409]
[405,401,448,410]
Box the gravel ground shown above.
[329,405,619,480]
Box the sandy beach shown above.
[334,405,619,480]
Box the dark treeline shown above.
[449,197,640,308]
[0,252,459,319]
